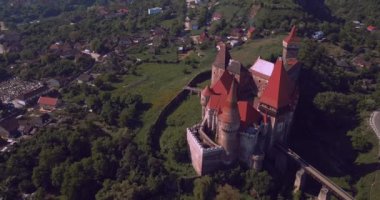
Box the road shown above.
[369,111,380,200]
[370,111,380,147]
[277,145,355,200]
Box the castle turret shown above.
[201,85,213,119]
[282,26,300,67]
[258,58,295,116]
[259,58,296,155]
[217,80,240,165]
[211,43,231,86]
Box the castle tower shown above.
[259,58,295,117]
[258,58,296,152]
[200,85,212,120]
[211,43,231,86]
[282,26,300,67]
[217,80,240,165]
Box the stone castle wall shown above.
[239,131,259,165]
[187,127,224,175]
[149,70,211,151]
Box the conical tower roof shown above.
[219,79,240,123]
[283,26,300,44]
[201,85,213,97]
[260,58,295,110]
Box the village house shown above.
[38,96,60,112]
[12,85,50,108]
[77,74,93,84]
[184,17,192,31]
[352,56,372,68]
[212,13,222,21]
[247,27,256,40]
[367,25,377,32]
[199,31,210,44]
[148,7,162,15]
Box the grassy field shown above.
[116,34,286,151]
[159,79,211,177]
[231,34,285,66]
[159,94,201,177]
[354,122,380,200]
[110,49,216,150]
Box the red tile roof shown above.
[283,26,300,44]
[201,85,214,96]
[219,80,239,123]
[238,101,261,128]
[208,95,221,110]
[212,71,233,95]
[248,27,256,33]
[212,13,222,20]
[260,58,295,110]
[199,32,209,43]
[367,25,377,32]
[38,96,58,107]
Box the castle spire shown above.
[259,57,295,112]
[213,43,231,69]
[283,25,300,44]
[220,80,239,123]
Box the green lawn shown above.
[214,5,240,23]
[160,94,203,177]
[231,34,285,66]
[130,47,179,63]
[354,122,380,200]
[111,49,216,150]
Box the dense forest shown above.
[0,0,380,199]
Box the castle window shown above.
[277,122,284,132]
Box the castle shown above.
[186,26,301,175]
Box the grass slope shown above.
[112,49,216,150]
[231,34,285,66]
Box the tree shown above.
[118,107,135,127]
[193,176,214,200]
[91,38,102,52]
[243,170,272,197]
[215,184,240,200]
[51,162,68,189]
[349,129,371,152]
[32,165,51,189]
[313,92,357,116]
[95,180,149,200]
[61,159,99,200]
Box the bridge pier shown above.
[293,168,306,193]
[317,186,331,200]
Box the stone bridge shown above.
[183,86,202,94]
[276,144,354,200]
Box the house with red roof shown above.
[247,27,256,39]
[367,25,377,32]
[38,96,60,112]
[187,26,301,175]
[212,12,222,21]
